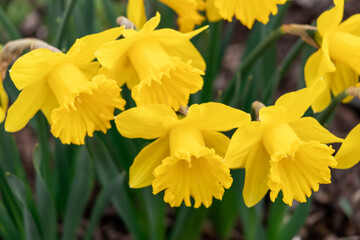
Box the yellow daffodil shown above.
[126,0,204,32]
[212,0,287,28]
[305,0,360,112]
[0,77,8,123]
[115,103,250,208]
[225,80,343,207]
[158,0,205,32]
[127,0,147,29]
[5,28,126,145]
[334,123,360,169]
[96,13,206,111]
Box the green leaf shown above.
[267,193,288,240]
[84,174,125,240]
[7,174,41,240]
[86,137,145,240]
[61,147,94,240]
[169,206,208,240]
[33,144,58,240]
[0,123,27,182]
[0,202,22,240]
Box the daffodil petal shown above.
[9,48,63,90]
[0,79,8,122]
[274,79,326,120]
[141,12,161,33]
[95,39,133,69]
[339,14,360,36]
[115,104,177,139]
[225,121,262,169]
[320,32,336,73]
[202,130,229,157]
[328,61,357,102]
[129,136,170,188]
[243,142,270,207]
[335,124,360,169]
[187,102,250,132]
[67,27,123,64]
[317,0,344,36]
[127,0,146,29]
[41,94,59,124]
[5,80,50,132]
[289,117,343,143]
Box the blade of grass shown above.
[0,6,21,39]
[61,147,94,240]
[0,202,22,240]
[84,174,125,240]
[86,137,145,240]
[267,193,288,240]
[53,0,79,47]
[33,144,58,240]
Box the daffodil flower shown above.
[96,13,206,111]
[305,0,360,112]
[225,80,343,207]
[115,103,250,208]
[127,0,147,29]
[5,28,126,145]
[212,0,287,28]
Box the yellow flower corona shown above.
[213,0,287,28]
[5,28,126,145]
[115,103,250,207]
[305,0,360,112]
[225,80,343,207]
[96,13,206,111]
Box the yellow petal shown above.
[95,39,133,69]
[328,61,357,103]
[202,130,229,157]
[115,104,177,139]
[225,121,262,169]
[243,142,270,207]
[9,48,64,90]
[152,147,232,208]
[335,124,360,169]
[50,75,125,145]
[67,27,124,65]
[339,14,360,36]
[0,79,8,123]
[127,0,146,29]
[131,59,203,110]
[41,95,59,124]
[289,117,343,143]
[129,136,170,188]
[206,0,221,22]
[5,80,50,132]
[274,79,326,120]
[304,50,333,112]
[140,12,161,33]
[268,141,336,206]
[317,0,344,36]
[154,28,207,71]
[186,102,250,132]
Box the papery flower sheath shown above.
[96,13,206,111]
[5,28,126,145]
[115,103,250,208]
[212,0,287,28]
[225,80,343,207]
[305,0,360,112]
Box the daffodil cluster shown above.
[127,0,288,31]
[3,0,360,210]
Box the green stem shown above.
[201,21,222,102]
[101,0,117,27]
[0,6,21,39]
[222,27,285,104]
[53,0,78,48]
[264,40,305,104]
[317,91,348,125]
